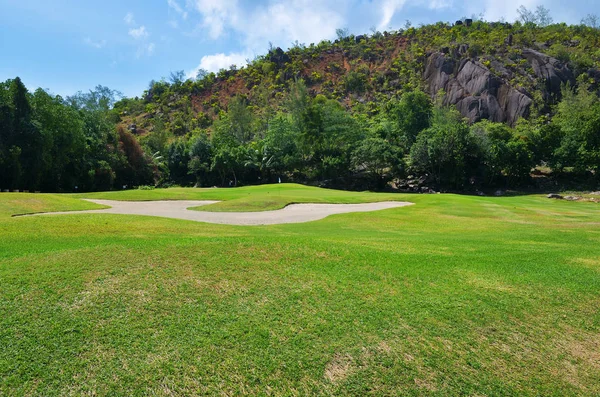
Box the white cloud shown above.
[137,42,156,58]
[480,0,542,22]
[187,52,249,78]
[192,0,239,39]
[190,0,343,48]
[168,0,188,19]
[124,12,136,26]
[185,0,347,81]
[245,1,344,49]
[84,37,106,49]
[377,0,408,31]
[124,16,154,57]
[428,0,453,10]
[129,26,149,40]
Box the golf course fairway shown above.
[1,184,599,396]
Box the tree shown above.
[471,120,534,186]
[211,145,246,186]
[293,95,364,179]
[581,14,599,29]
[67,85,122,112]
[0,80,15,189]
[410,106,477,189]
[143,117,171,155]
[535,5,553,27]
[517,6,537,24]
[225,95,255,144]
[504,139,534,184]
[344,70,368,94]
[252,82,274,138]
[386,90,433,147]
[335,28,350,40]
[262,115,300,178]
[286,79,310,132]
[116,126,154,187]
[195,68,209,81]
[552,83,600,174]
[67,85,124,191]
[8,77,44,190]
[31,89,86,191]
[517,5,552,26]
[352,137,404,188]
[169,70,187,86]
[188,132,212,186]
[167,139,191,185]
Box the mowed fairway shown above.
[1,184,600,396]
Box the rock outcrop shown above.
[522,49,575,99]
[424,52,532,125]
[268,47,291,68]
[424,48,576,125]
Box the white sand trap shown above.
[22,199,413,225]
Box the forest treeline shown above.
[1,76,598,192]
[1,14,600,192]
[0,78,153,192]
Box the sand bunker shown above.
[21,199,413,225]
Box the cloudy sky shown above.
[0,0,596,98]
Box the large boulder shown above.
[268,47,291,68]
[424,52,532,125]
[522,49,574,99]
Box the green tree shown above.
[581,14,599,29]
[31,89,86,191]
[8,77,45,190]
[294,95,364,180]
[188,132,213,186]
[410,106,477,189]
[220,96,255,144]
[167,139,192,185]
[352,137,404,188]
[262,115,301,178]
[471,121,534,187]
[211,145,247,186]
[552,83,600,174]
[386,91,433,147]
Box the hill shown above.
[118,20,600,131]
[1,16,600,193]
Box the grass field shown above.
[1,184,600,396]
[72,183,407,212]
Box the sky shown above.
[0,0,597,98]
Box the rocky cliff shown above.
[118,22,600,133]
[424,47,575,126]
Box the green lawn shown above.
[1,185,600,396]
[73,183,408,212]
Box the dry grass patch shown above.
[324,354,355,384]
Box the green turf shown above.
[1,186,600,396]
[73,183,408,212]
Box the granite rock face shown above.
[424,52,532,126]
[521,49,575,99]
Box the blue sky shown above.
[0,0,597,98]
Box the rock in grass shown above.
[547,193,563,199]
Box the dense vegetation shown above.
[2,11,600,192]
[0,79,154,192]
